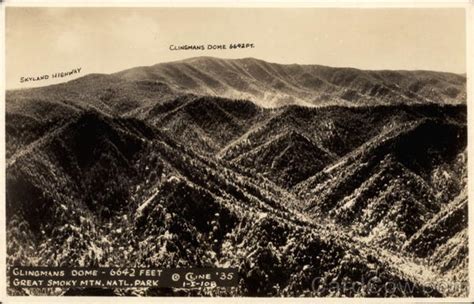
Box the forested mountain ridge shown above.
[6,57,468,297]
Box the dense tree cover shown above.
[6,101,467,297]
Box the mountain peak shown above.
[8,56,466,111]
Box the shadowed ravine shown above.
[6,57,467,297]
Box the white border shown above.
[0,1,473,303]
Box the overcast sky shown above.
[6,7,466,89]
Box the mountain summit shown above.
[114,56,467,107]
[5,56,468,297]
[8,57,466,113]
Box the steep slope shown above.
[295,116,466,266]
[7,107,450,297]
[221,104,466,161]
[145,96,267,155]
[403,189,468,264]
[5,58,468,297]
[233,130,335,188]
[402,188,469,296]
[6,75,178,157]
[6,111,156,229]
[5,98,83,158]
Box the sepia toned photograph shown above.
[3,5,469,298]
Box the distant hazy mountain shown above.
[7,57,466,115]
[114,57,466,107]
[6,57,468,297]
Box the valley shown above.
[5,57,468,297]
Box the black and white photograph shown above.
[3,5,470,298]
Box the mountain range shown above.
[6,57,468,297]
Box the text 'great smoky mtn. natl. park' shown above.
[6,57,467,297]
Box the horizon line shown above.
[7,55,467,91]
